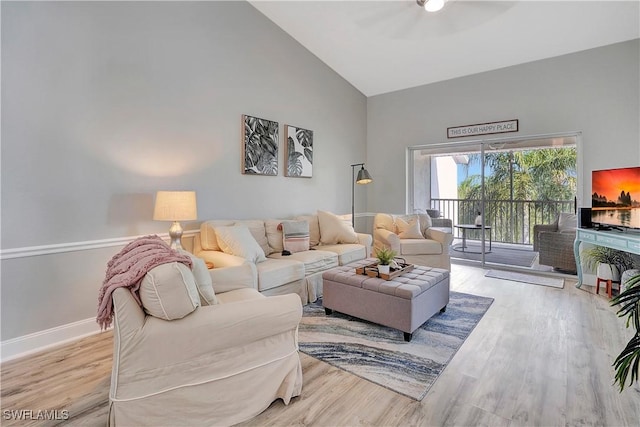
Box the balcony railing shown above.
[431,198,576,246]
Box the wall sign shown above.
[447,119,519,139]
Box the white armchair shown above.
[373,213,453,270]
[108,264,303,426]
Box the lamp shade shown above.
[153,191,198,221]
[356,167,373,184]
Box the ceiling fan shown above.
[353,1,516,41]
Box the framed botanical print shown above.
[242,114,279,176]
[284,124,313,178]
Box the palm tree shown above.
[459,147,576,201]
[610,273,640,392]
[458,147,576,242]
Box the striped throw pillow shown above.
[280,221,310,254]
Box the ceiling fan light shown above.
[424,0,445,12]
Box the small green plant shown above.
[375,247,397,266]
[610,272,640,392]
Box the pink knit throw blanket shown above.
[96,235,192,330]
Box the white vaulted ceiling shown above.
[249,0,640,96]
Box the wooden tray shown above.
[356,260,414,280]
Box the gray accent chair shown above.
[533,214,577,273]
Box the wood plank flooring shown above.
[2,264,639,426]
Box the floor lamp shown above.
[351,163,373,228]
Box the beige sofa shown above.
[109,260,303,426]
[373,213,453,270]
[193,211,373,304]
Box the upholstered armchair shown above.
[373,213,453,270]
[108,263,303,426]
[533,212,577,273]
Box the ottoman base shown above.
[322,265,450,341]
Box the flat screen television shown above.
[591,166,640,230]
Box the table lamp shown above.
[153,191,198,250]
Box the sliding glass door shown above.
[408,133,578,271]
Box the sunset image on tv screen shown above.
[592,167,640,208]
[591,166,640,229]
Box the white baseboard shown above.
[1,317,107,363]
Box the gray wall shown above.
[2,1,638,347]
[366,39,640,214]
[1,1,367,341]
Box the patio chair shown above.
[533,213,577,273]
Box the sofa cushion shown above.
[200,220,234,250]
[397,213,432,237]
[418,213,433,231]
[400,239,442,255]
[374,213,395,231]
[235,220,271,256]
[281,221,310,253]
[200,219,270,255]
[558,212,577,232]
[178,249,218,305]
[317,210,358,244]
[215,225,267,264]
[256,258,305,291]
[216,288,265,304]
[269,249,338,275]
[295,215,321,247]
[265,219,285,252]
[317,243,366,265]
[139,262,200,320]
[396,216,424,239]
[265,220,310,253]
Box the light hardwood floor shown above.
[2,264,639,426]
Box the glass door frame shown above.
[406,131,583,270]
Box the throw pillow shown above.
[265,219,285,253]
[396,216,425,239]
[139,262,200,320]
[214,225,267,263]
[317,210,358,245]
[558,212,577,232]
[178,249,218,305]
[294,215,321,247]
[375,213,395,231]
[419,213,433,230]
[199,220,234,250]
[409,213,433,237]
[280,220,310,253]
[235,220,272,256]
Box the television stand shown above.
[574,229,640,288]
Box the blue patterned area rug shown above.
[298,292,493,401]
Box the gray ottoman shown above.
[322,258,450,342]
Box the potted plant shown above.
[582,245,636,286]
[375,247,397,275]
[610,272,640,391]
